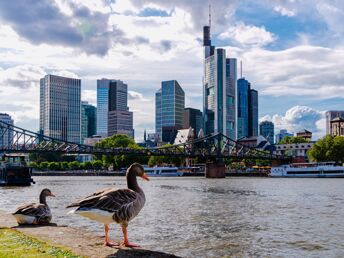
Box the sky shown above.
[0,0,343,141]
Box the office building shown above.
[155,80,185,142]
[203,17,237,139]
[326,111,344,135]
[249,89,258,136]
[96,79,134,138]
[108,110,134,138]
[183,108,203,138]
[296,129,312,140]
[0,113,14,147]
[81,101,97,144]
[275,129,293,143]
[39,74,81,143]
[330,116,344,136]
[259,121,274,144]
[237,78,258,139]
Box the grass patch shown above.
[0,228,83,258]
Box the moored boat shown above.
[144,166,183,177]
[0,154,35,186]
[270,162,344,178]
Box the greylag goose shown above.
[66,163,149,247]
[12,188,55,225]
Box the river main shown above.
[1,176,343,257]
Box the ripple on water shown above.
[1,176,344,257]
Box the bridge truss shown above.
[0,121,290,161]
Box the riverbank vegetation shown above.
[308,135,344,164]
[0,228,81,258]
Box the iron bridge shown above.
[0,121,290,161]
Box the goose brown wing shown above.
[69,188,137,212]
[66,187,113,208]
[13,203,47,217]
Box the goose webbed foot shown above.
[123,241,141,248]
[104,241,120,247]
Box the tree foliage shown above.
[278,136,310,144]
[95,134,149,170]
[147,144,185,167]
[308,135,344,164]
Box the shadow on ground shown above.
[107,249,181,258]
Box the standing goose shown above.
[66,163,149,247]
[13,188,55,225]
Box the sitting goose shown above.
[66,163,149,247]
[13,188,55,225]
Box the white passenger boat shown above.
[270,163,344,178]
[144,167,183,177]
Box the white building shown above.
[274,142,314,159]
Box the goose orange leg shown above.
[104,224,119,247]
[121,224,140,248]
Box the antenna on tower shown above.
[240,60,243,78]
[209,3,211,28]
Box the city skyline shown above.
[0,1,343,140]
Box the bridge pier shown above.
[205,162,226,178]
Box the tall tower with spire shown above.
[203,6,237,139]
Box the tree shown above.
[39,161,49,171]
[308,135,344,164]
[68,161,80,170]
[91,160,103,170]
[48,162,60,171]
[29,162,39,170]
[278,136,310,144]
[83,161,93,170]
[147,144,185,167]
[95,134,148,170]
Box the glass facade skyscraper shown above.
[249,89,258,136]
[259,121,274,144]
[183,108,203,138]
[0,113,14,147]
[81,101,97,143]
[97,79,133,138]
[237,78,259,139]
[237,78,249,139]
[39,74,81,143]
[155,80,185,142]
[203,22,237,139]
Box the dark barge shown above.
[0,154,35,186]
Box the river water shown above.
[0,176,343,257]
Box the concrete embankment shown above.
[33,170,268,177]
[0,211,180,258]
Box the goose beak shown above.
[50,193,56,197]
[141,173,150,181]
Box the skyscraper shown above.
[259,121,274,144]
[275,129,293,143]
[249,89,258,136]
[237,78,258,139]
[203,18,237,139]
[325,110,344,135]
[81,101,97,143]
[155,80,185,142]
[183,108,203,138]
[0,113,14,147]
[96,79,134,138]
[237,78,249,139]
[40,74,81,143]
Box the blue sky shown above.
[0,0,343,140]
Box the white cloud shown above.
[219,23,276,47]
[260,105,325,139]
[81,89,96,105]
[274,6,295,17]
